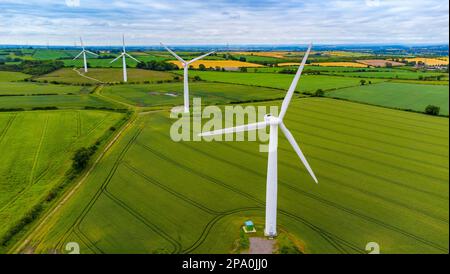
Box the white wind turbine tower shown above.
[73,37,98,73]
[110,35,140,82]
[199,44,317,237]
[161,43,215,113]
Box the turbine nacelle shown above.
[264,114,281,125]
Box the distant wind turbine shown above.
[73,37,98,73]
[199,44,317,237]
[161,43,215,113]
[110,35,140,82]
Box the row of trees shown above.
[0,60,64,75]
[136,60,178,71]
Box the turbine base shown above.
[264,229,277,238]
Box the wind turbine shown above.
[73,37,98,73]
[110,35,140,82]
[161,43,215,113]
[199,43,317,237]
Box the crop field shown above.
[232,55,288,63]
[174,71,386,92]
[101,82,291,107]
[0,93,121,110]
[32,49,80,60]
[326,82,449,115]
[0,110,125,249]
[310,62,368,68]
[36,68,176,84]
[323,71,449,80]
[22,98,449,254]
[406,57,449,66]
[170,60,263,69]
[356,60,406,67]
[232,52,289,59]
[323,51,371,57]
[63,58,140,69]
[0,82,93,96]
[0,71,31,82]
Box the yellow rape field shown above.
[277,62,301,66]
[406,57,449,66]
[233,51,288,58]
[169,60,263,69]
[310,62,368,67]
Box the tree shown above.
[425,105,440,116]
[240,67,248,72]
[360,79,366,85]
[193,75,201,81]
[136,60,178,71]
[239,56,247,62]
[72,146,97,172]
[199,64,206,71]
[314,89,325,97]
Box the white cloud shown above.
[65,0,80,7]
[0,0,448,45]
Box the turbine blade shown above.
[80,37,84,50]
[110,54,123,64]
[73,51,83,60]
[85,50,98,56]
[125,53,141,63]
[199,121,267,137]
[160,42,186,63]
[278,43,312,120]
[187,50,216,65]
[280,122,318,183]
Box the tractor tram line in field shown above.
[222,140,449,225]
[289,102,449,140]
[284,116,447,159]
[303,100,449,130]
[53,124,144,253]
[31,92,448,254]
[166,132,447,251]
[282,119,449,171]
[2,48,448,254]
[287,109,448,148]
[0,113,17,144]
[135,137,366,253]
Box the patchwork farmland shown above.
[19,99,449,254]
[0,46,448,255]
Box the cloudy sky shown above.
[0,0,448,45]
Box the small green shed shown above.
[244,220,254,231]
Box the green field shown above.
[21,98,449,254]
[36,68,176,84]
[324,71,448,80]
[173,71,386,93]
[327,82,449,115]
[246,66,449,81]
[32,49,80,60]
[0,82,93,96]
[0,94,122,110]
[0,71,31,82]
[101,82,291,107]
[0,110,125,248]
